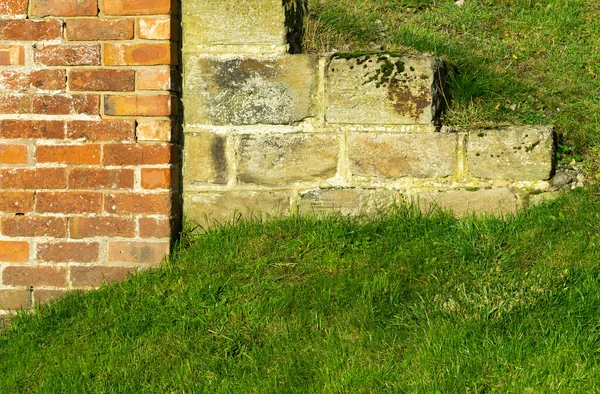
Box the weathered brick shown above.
[103,0,174,15]
[0,45,24,66]
[0,120,64,139]
[137,18,177,40]
[0,0,28,15]
[0,20,62,41]
[36,192,102,214]
[136,120,173,142]
[0,192,34,213]
[69,216,135,238]
[104,43,176,66]
[139,217,173,238]
[68,69,135,92]
[108,241,169,264]
[71,266,136,287]
[0,94,31,114]
[35,45,101,66]
[141,168,177,189]
[136,68,177,91]
[0,289,31,310]
[0,144,28,164]
[0,70,66,91]
[33,94,99,115]
[104,94,174,116]
[2,216,67,237]
[0,168,66,189]
[0,241,29,262]
[3,266,68,287]
[68,168,134,189]
[37,241,100,263]
[66,18,134,41]
[103,143,176,165]
[414,188,519,217]
[105,193,173,214]
[31,0,97,16]
[67,120,135,141]
[33,289,68,304]
[36,144,101,165]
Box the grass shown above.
[2,189,600,392]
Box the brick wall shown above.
[0,0,179,311]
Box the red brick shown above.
[33,94,99,115]
[0,192,34,213]
[0,120,64,139]
[0,45,24,66]
[105,192,173,214]
[2,217,67,237]
[0,289,31,310]
[70,216,135,238]
[36,192,102,214]
[0,20,62,41]
[36,144,101,165]
[0,168,66,189]
[103,143,176,165]
[104,95,174,116]
[0,94,31,114]
[67,120,135,141]
[68,168,134,189]
[68,69,134,92]
[0,144,28,164]
[136,68,178,91]
[141,167,178,190]
[65,18,134,41]
[35,45,101,66]
[71,265,136,287]
[33,289,68,304]
[103,0,174,15]
[37,241,99,263]
[139,217,173,238]
[0,70,65,92]
[137,18,178,40]
[31,0,97,17]
[108,241,169,264]
[0,241,29,262]
[0,0,28,15]
[3,266,67,287]
[104,43,177,66]
[136,120,174,142]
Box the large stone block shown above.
[414,188,518,217]
[237,134,339,185]
[348,133,457,179]
[184,55,318,125]
[183,132,229,185]
[326,54,445,125]
[299,188,402,216]
[467,126,554,181]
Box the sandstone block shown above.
[467,126,554,181]
[326,54,445,125]
[299,188,403,216]
[183,132,228,184]
[348,133,457,179]
[414,188,518,217]
[237,134,338,185]
[184,55,317,125]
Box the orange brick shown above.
[103,0,174,15]
[108,241,169,264]
[69,216,135,238]
[104,94,174,116]
[37,241,99,263]
[0,241,29,262]
[0,70,65,92]
[0,120,65,139]
[0,192,34,213]
[0,20,62,41]
[2,216,67,237]
[137,18,178,40]
[0,94,31,114]
[69,69,134,92]
[0,289,31,310]
[0,0,28,15]
[0,168,66,189]
[0,45,24,66]
[33,289,68,304]
[136,68,179,91]
[36,144,101,165]
[31,0,97,17]
[139,217,173,238]
[68,168,134,189]
[66,18,133,41]
[3,266,67,287]
[33,94,99,115]
[104,43,176,66]
[67,120,135,141]
[71,265,136,287]
[136,120,175,142]
[141,167,178,190]
[103,143,176,165]
[36,192,102,214]
[0,144,28,164]
[35,45,101,66]
[105,192,173,214]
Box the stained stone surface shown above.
[414,188,518,217]
[299,188,403,216]
[183,132,229,185]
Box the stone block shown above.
[467,126,554,181]
[326,54,445,125]
[414,188,518,217]
[183,132,229,185]
[184,55,317,125]
[348,133,457,179]
[237,134,338,185]
[298,188,403,216]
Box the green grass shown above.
[3,189,600,392]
